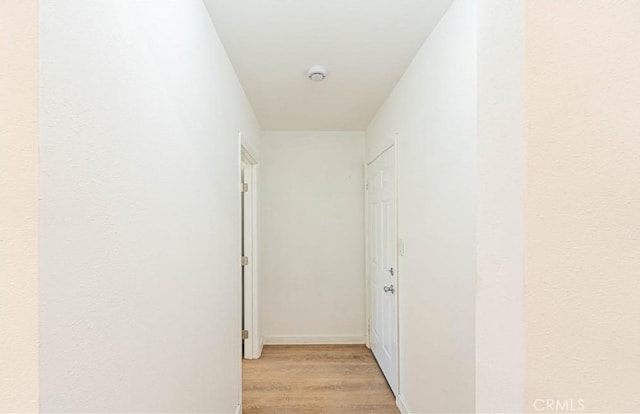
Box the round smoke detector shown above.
[307,65,327,82]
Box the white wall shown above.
[524,2,640,412]
[39,1,260,412]
[476,1,524,412]
[365,0,476,412]
[261,131,366,344]
[0,1,39,412]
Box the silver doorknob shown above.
[384,285,395,294]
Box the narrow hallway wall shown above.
[38,1,260,412]
[365,0,477,411]
[261,131,366,344]
[476,0,524,412]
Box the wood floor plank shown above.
[243,345,399,414]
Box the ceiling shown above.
[203,0,453,131]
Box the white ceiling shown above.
[204,0,453,131]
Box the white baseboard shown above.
[235,403,242,414]
[263,335,366,345]
[396,394,410,414]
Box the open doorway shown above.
[241,144,260,360]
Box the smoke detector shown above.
[307,65,327,82]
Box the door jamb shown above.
[240,136,261,360]
[364,161,370,349]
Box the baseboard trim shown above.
[396,394,410,414]
[235,403,242,414]
[263,335,366,345]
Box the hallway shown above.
[243,346,398,414]
[3,1,640,413]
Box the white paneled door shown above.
[367,146,397,395]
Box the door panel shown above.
[367,146,397,395]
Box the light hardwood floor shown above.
[242,345,399,414]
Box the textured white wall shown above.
[525,2,640,412]
[365,0,476,411]
[39,1,260,412]
[476,1,524,412]
[0,1,39,412]
[261,131,366,344]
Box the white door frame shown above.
[365,138,400,396]
[240,135,261,360]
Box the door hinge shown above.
[241,256,249,266]
[365,182,369,191]
[241,182,248,193]
[242,330,249,340]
